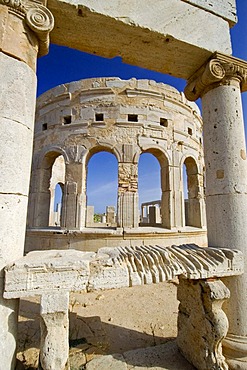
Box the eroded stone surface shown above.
[177,278,230,370]
[48,0,233,78]
[4,244,243,369]
[4,245,243,298]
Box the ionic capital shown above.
[0,0,54,56]
[185,52,247,101]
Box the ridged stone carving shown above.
[4,244,243,297]
[89,244,243,290]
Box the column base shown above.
[223,334,247,369]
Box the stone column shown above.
[0,2,54,369]
[185,52,247,369]
[160,163,173,229]
[40,292,69,370]
[61,161,86,229]
[117,162,139,228]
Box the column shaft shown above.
[0,3,54,368]
[185,52,247,369]
[0,51,37,370]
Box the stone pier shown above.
[185,52,247,369]
[0,2,54,369]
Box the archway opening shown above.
[183,157,200,227]
[138,153,162,226]
[51,182,64,226]
[86,151,118,227]
[49,155,65,226]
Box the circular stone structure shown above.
[26,77,207,252]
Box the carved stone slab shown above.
[4,244,243,298]
[4,250,95,298]
[88,244,244,290]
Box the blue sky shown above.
[38,1,247,213]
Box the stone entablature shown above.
[28,77,206,233]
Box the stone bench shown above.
[4,244,244,370]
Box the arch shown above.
[48,156,66,226]
[86,150,118,228]
[137,145,171,168]
[138,147,171,228]
[50,182,64,226]
[31,151,66,227]
[36,145,70,169]
[182,155,203,228]
[139,152,162,226]
[85,144,120,167]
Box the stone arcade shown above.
[26,77,207,252]
[1,1,247,370]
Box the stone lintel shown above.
[47,0,232,79]
[4,244,243,299]
[185,52,247,101]
[181,0,237,26]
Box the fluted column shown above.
[185,52,247,369]
[0,2,53,369]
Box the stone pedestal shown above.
[185,52,247,369]
[0,3,54,369]
[177,277,230,370]
[40,292,69,370]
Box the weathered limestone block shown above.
[181,0,236,25]
[4,245,244,298]
[48,0,233,78]
[177,278,230,370]
[4,250,95,299]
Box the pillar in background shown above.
[0,2,54,368]
[61,160,86,229]
[118,144,139,228]
[185,52,247,369]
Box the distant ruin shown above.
[25,77,207,252]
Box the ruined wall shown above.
[27,77,206,250]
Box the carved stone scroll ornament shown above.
[184,52,247,101]
[0,0,54,56]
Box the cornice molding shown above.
[0,0,54,56]
[185,52,247,101]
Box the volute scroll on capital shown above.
[0,0,54,56]
[185,52,247,101]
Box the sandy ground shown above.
[17,280,179,369]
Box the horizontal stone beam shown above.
[48,0,233,79]
[4,244,243,299]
